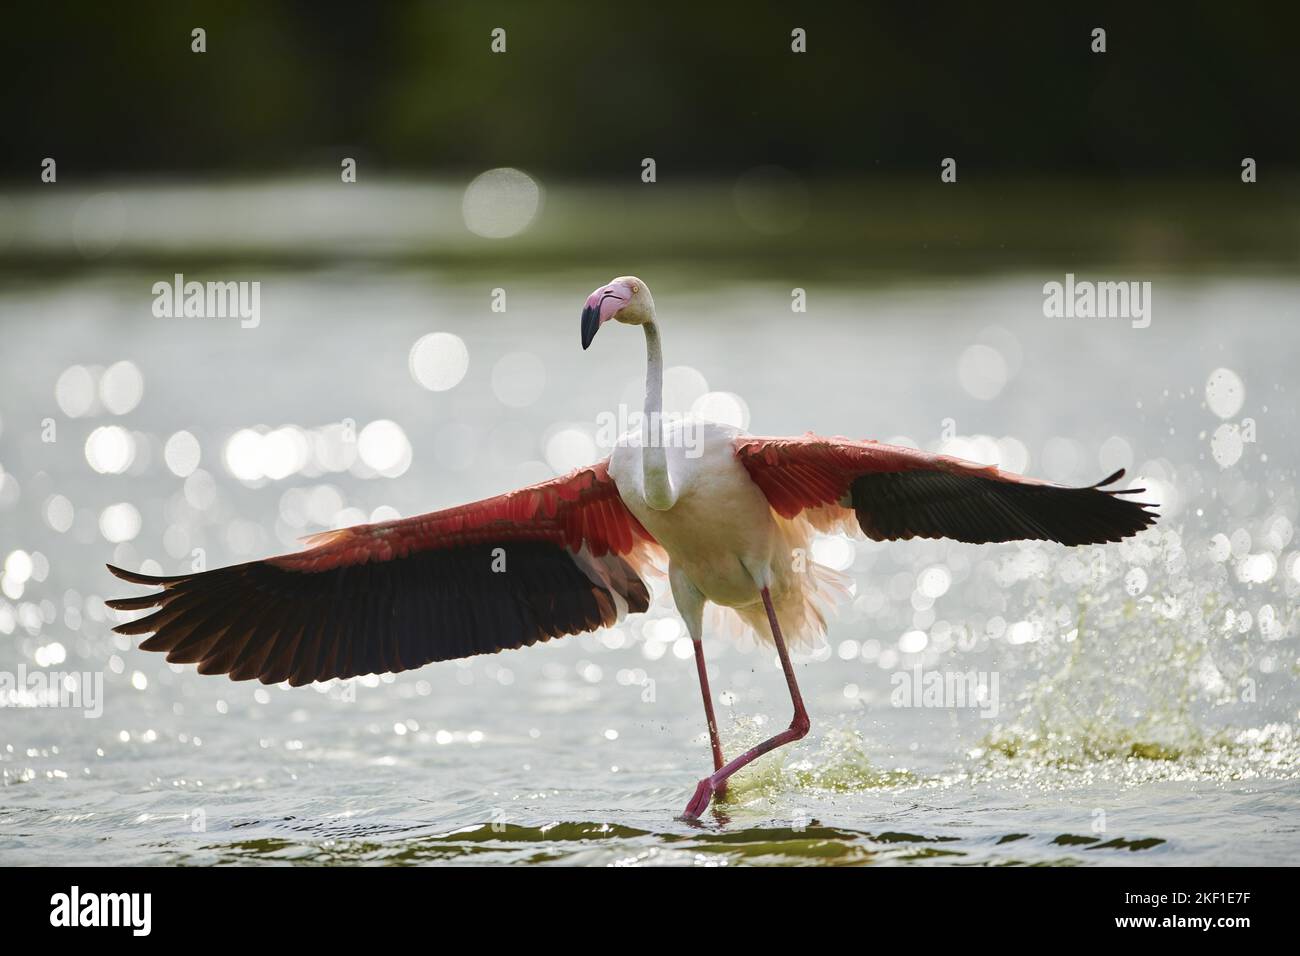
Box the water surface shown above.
[1,269,1297,865]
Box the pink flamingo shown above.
[108,276,1156,819]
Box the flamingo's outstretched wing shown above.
[107,460,658,685]
[735,434,1157,546]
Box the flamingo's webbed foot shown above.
[680,777,717,820]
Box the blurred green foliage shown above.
[3,1,1298,179]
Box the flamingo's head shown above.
[581,276,654,349]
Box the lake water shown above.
[1,265,1297,866]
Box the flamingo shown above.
[108,276,1157,819]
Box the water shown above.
[1,266,1297,866]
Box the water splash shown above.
[967,526,1298,784]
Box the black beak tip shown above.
[580,305,600,350]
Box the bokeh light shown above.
[811,535,855,571]
[691,391,750,430]
[85,426,135,474]
[957,344,1008,400]
[56,365,97,417]
[164,430,201,477]
[409,332,469,392]
[491,351,546,407]
[99,502,142,543]
[461,167,542,239]
[1205,367,1245,419]
[99,360,143,415]
[357,420,413,478]
[545,425,598,473]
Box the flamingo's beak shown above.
[580,283,629,350]
[581,299,602,350]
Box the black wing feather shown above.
[107,540,648,686]
[851,468,1156,546]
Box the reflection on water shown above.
[0,258,1297,865]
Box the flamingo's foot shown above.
[680,777,717,820]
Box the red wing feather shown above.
[736,434,1157,546]
[107,460,658,685]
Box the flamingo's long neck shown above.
[641,320,676,510]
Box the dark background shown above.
[4,1,1298,180]
[2,2,1299,874]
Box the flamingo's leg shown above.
[671,563,726,792]
[681,586,810,820]
[692,638,727,792]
